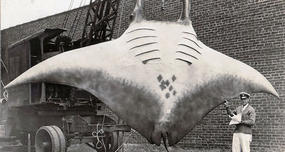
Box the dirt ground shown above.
[0,142,229,152]
[67,144,97,152]
[0,143,97,152]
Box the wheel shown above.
[35,125,66,152]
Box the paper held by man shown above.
[229,114,242,125]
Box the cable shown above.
[189,0,192,17]
[68,0,85,37]
[71,0,87,39]
[117,0,125,37]
[62,0,75,28]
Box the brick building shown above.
[1,0,284,152]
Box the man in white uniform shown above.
[224,92,256,152]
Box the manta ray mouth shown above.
[150,123,177,148]
[151,122,171,146]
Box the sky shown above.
[1,0,90,29]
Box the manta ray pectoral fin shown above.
[163,44,279,145]
[5,41,115,90]
[4,35,163,144]
[208,47,280,98]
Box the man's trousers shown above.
[232,133,252,152]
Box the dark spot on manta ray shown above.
[169,85,173,91]
[157,74,163,82]
[165,93,170,98]
[172,75,177,82]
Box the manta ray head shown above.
[5,0,279,146]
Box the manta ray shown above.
[5,0,279,147]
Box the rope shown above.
[1,81,4,87]
[3,90,8,101]
[91,109,107,152]
[99,112,107,152]
[91,123,106,151]
[1,59,8,73]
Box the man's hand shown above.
[224,100,229,108]
[224,99,235,117]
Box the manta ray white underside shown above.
[5,0,278,146]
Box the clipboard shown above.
[229,113,241,125]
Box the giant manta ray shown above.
[6,0,279,147]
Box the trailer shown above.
[0,1,131,152]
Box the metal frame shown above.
[81,0,121,46]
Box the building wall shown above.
[113,0,285,152]
[1,0,284,151]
